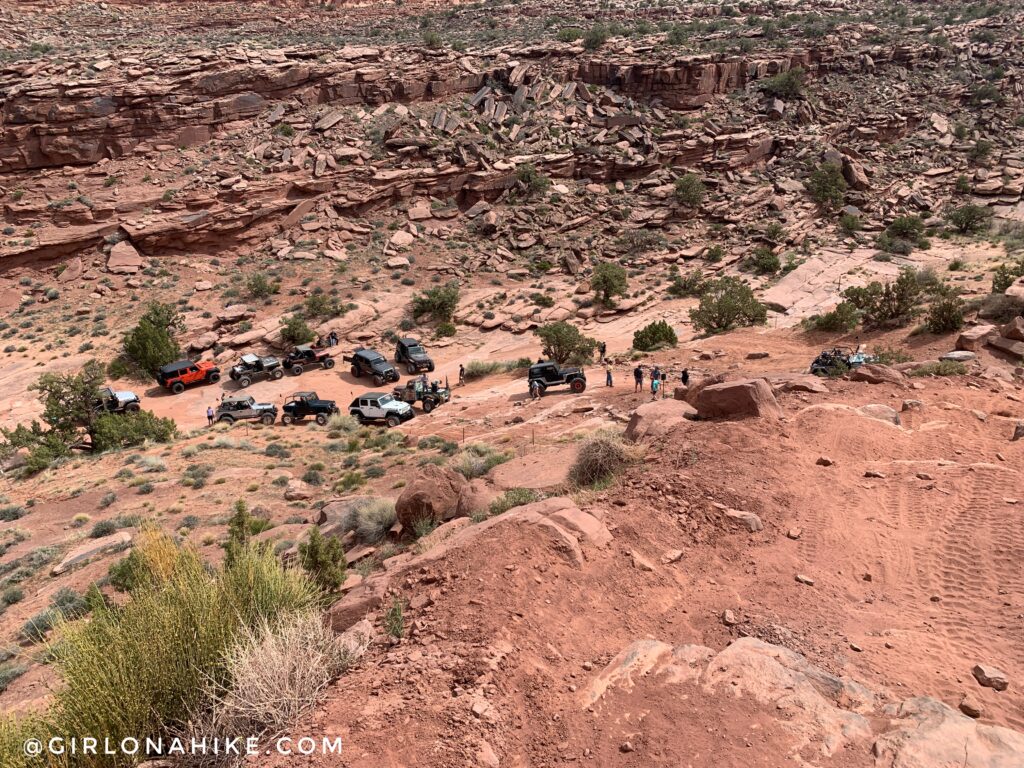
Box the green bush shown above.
[583,23,610,50]
[839,213,862,234]
[453,443,512,480]
[245,273,279,299]
[304,293,342,319]
[909,360,967,377]
[89,520,117,539]
[667,269,707,298]
[746,246,781,275]
[298,527,346,592]
[556,27,583,42]
[534,321,598,364]
[842,268,923,328]
[759,68,804,99]
[591,261,628,307]
[925,294,965,333]
[412,281,460,323]
[422,30,443,49]
[804,302,859,332]
[0,505,25,522]
[872,346,913,365]
[489,488,541,516]
[513,164,551,198]
[92,411,176,452]
[616,229,666,255]
[280,315,316,346]
[123,302,183,375]
[689,277,768,334]
[946,204,992,234]
[464,358,532,381]
[806,162,847,211]
[633,320,678,351]
[673,173,706,207]
[0,664,27,694]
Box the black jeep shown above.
[281,391,339,426]
[283,345,336,376]
[344,348,400,386]
[394,337,435,375]
[527,361,587,396]
[94,387,142,415]
[230,353,284,388]
[215,395,277,425]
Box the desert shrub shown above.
[910,360,967,377]
[0,664,27,693]
[616,229,666,255]
[583,23,609,50]
[326,413,359,432]
[804,302,860,333]
[947,204,992,234]
[673,173,706,207]
[245,273,279,299]
[591,261,628,306]
[92,411,176,452]
[384,597,405,638]
[534,321,598,364]
[877,215,927,255]
[0,505,25,522]
[633,320,678,351]
[556,27,583,42]
[667,269,707,298]
[422,29,443,49]
[689,277,768,334]
[872,346,913,365]
[412,281,460,323]
[759,68,804,99]
[925,294,965,333]
[280,315,315,346]
[47,532,314,755]
[453,443,512,479]
[746,246,781,275]
[264,443,291,459]
[2,587,24,606]
[89,520,117,539]
[568,431,636,487]
[349,499,397,544]
[839,213,862,234]
[842,268,923,328]
[298,527,346,592]
[513,163,551,198]
[489,488,541,516]
[806,162,847,211]
[304,293,341,319]
[123,302,183,375]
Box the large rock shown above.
[1001,316,1024,342]
[51,531,132,576]
[850,363,907,386]
[694,379,782,420]
[106,240,144,274]
[455,479,500,518]
[972,664,1010,691]
[956,324,997,351]
[988,335,1024,358]
[683,373,726,408]
[395,464,468,529]
[625,399,697,441]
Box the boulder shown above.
[988,335,1024,358]
[58,256,83,283]
[972,664,1009,691]
[694,379,782,420]
[625,399,697,441]
[956,324,997,351]
[395,464,468,529]
[940,351,975,362]
[723,508,763,532]
[1001,316,1024,342]
[107,240,144,274]
[683,373,726,408]
[455,479,500,518]
[284,479,313,501]
[850,364,906,386]
[51,531,132,576]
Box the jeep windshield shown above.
[377,394,395,406]
[407,345,426,357]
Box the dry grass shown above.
[567,431,640,488]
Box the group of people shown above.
[314,331,339,348]
[632,364,688,400]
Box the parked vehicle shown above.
[394,337,435,375]
[283,345,336,376]
[230,354,284,387]
[527,361,587,396]
[349,392,414,427]
[809,347,874,377]
[392,379,450,413]
[215,395,277,425]
[94,387,141,415]
[281,391,339,426]
[157,359,221,394]
[344,348,400,386]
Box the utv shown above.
[349,392,414,427]
[215,395,277,425]
[394,337,435,375]
[392,379,450,413]
[810,348,874,377]
[157,359,221,394]
[283,345,336,376]
[281,391,339,426]
[94,387,142,415]
[230,354,284,388]
[527,361,587,396]
[344,348,400,386]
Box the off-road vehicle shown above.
[283,345,336,376]
[94,387,142,415]
[392,379,450,413]
[344,347,400,386]
[215,395,277,425]
[527,361,587,396]
[281,391,339,426]
[157,359,221,394]
[809,347,874,377]
[349,392,414,427]
[394,337,435,375]
[230,354,284,387]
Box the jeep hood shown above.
[382,401,413,413]
[112,391,139,403]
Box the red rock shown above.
[106,240,144,274]
[694,379,782,420]
[395,464,468,529]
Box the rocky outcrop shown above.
[395,464,468,530]
[624,398,697,441]
[694,378,782,420]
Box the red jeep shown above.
[157,359,221,394]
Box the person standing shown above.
[605,363,613,387]
[633,365,643,393]
[681,368,690,386]
[651,376,660,401]
[459,364,466,386]
[651,367,660,396]
[599,341,607,362]
[206,405,215,426]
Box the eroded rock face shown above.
[395,464,468,529]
